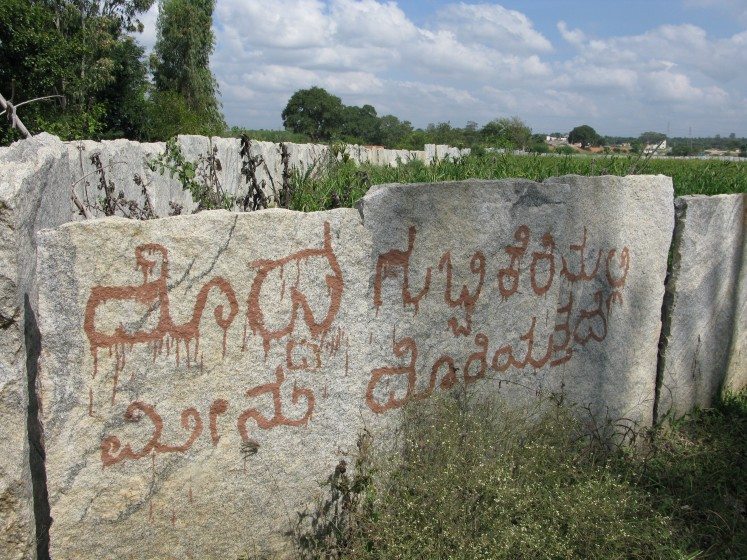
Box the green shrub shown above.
[625,392,747,558]
[288,151,746,213]
[297,395,678,559]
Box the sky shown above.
[135,0,747,137]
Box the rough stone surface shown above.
[67,138,179,218]
[425,144,470,161]
[66,137,438,218]
[0,133,75,560]
[659,193,746,417]
[362,175,673,426]
[38,209,373,559]
[38,176,673,558]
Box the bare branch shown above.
[0,95,65,117]
[71,190,93,219]
[69,161,127,188]
[0,92,30,138]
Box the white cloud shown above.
[435,3,553,53]
[133,2,159,52]
[557,21,586,46]
[551,20,746,132]
[201,1,747,136]
[329,0,418,46]
[216,0,333,49]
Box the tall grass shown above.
[288,152,746,212]
[293,391,746,560]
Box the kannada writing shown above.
[367,224,630,413]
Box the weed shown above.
[295,389,746,560]
[288,152,746,212]
[148,137,236,211]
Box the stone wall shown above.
[67,137,449,219]
[0,134,75,560]
[658,193,746,418]
[0,134,744,558]
[36,177,673,558]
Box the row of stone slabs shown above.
[0,137,743,560]
[35,177,744,558]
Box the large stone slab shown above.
[38,209,372,559]
[67,138,187,218]
[360,175,673,426]
[38,176,673,558]
[0,133,75,559]
[659,193,746,417]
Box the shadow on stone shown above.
[25,295,50,560]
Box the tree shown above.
[150,0,225,138]
[481,116,532,150]
[639,131,667,145]
[670,143,696,157]
[377,115,413,148]
[340,104,379,144]
[528,133,549,153]
[282,87,344,141]
[568,125,600,148]
[0,0,154,143]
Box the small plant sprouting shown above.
[292,430,374,559]
[148,138,237,212]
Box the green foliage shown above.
[376,115,414,148]
[282,87,345,141]
[149,0,225,139]
[554,144,577,155]
[147,137,235,211]
[296,390,746,560]
[640,131,668,145]
[670,143,698,157]
[481,116,532,150]
[300,394,683,559]
[279,88,538,151]
[568,124,601,148]
[528,134,550,153]
[340,104,380,144]
[145,90,223,139]
[627,392,747,558]
[229,127,310,143]
[289,151,746,213]
[0,0,154,142]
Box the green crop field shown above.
[289,152,746,212]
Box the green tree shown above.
[670,143,696,157]
[481,116,532,149]
[281,87,344,141]
[426,121,460,145]
[568,125,601,148]
[639,131,667,145]
[377,115,413,148]
[528,133,549,153]
[0,0,154,143]
[150,0,224,138]
[340,104,379,144]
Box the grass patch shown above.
[288,152,746,212]
[629,392,747,558]
[294,390,746,559]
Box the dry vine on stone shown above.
[240,134,269,211]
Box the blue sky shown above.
[137,1,747,137]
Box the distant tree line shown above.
[0,0,224,145]
[278,86,544,151]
